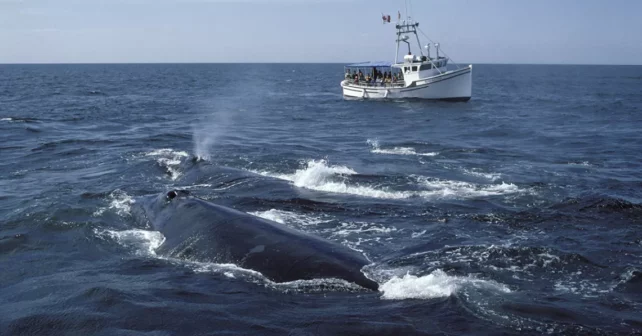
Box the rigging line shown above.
[405,0,409,19]
[417,27,461,69]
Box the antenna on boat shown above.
[404,0,408,21]
[435,43,440,59]
[425,44,431,59]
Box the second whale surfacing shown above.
[136,190,379,291]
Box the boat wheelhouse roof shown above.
[345,61,394,68]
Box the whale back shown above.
[142,192,378,290]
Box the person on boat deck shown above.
[345,70,351,79]
[358,70,364,80]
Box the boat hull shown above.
[341,65,472,101]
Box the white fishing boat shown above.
[341,13,472,101]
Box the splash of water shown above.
[380,269,511,300]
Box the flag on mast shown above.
[381,14,391,23]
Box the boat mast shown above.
[395,20,421,58]
[414,28,424,57]
[395,18,400,64]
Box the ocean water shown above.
[1,63,641,335]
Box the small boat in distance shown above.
[341,13,472,101]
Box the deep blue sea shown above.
[1,63,641,335]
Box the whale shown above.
[136,190,379,291]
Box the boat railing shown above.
[344,79,406,88]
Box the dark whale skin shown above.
[138,190,379,291]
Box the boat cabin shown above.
[394,52,449,84]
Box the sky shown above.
[1,0,641,64]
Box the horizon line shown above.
[1,62,641,66]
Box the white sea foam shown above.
[251,159,412,200]
[173,183,213,190]
[380,269,511,300]
[249,209,330,227]
[187,259,368,292]
[415,176,521,199]
[411,230,427,238]
[199,261,367,292]
[331,221,397,237]
[145,148,189,180]
[553,278,608,297]
[1,117,12,122]
[367,139,438,157]
[411,244,560,273]
[567,161,591,166]
[462,168,502,182]
[373,147,438,157]
[93,189,135,217]
[250,160,525,201]
[98,229,165,256]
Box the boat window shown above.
[403,67,409,72]
[419,64,432,71]
[411,66,418,72]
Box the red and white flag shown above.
[382,14,391,23]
